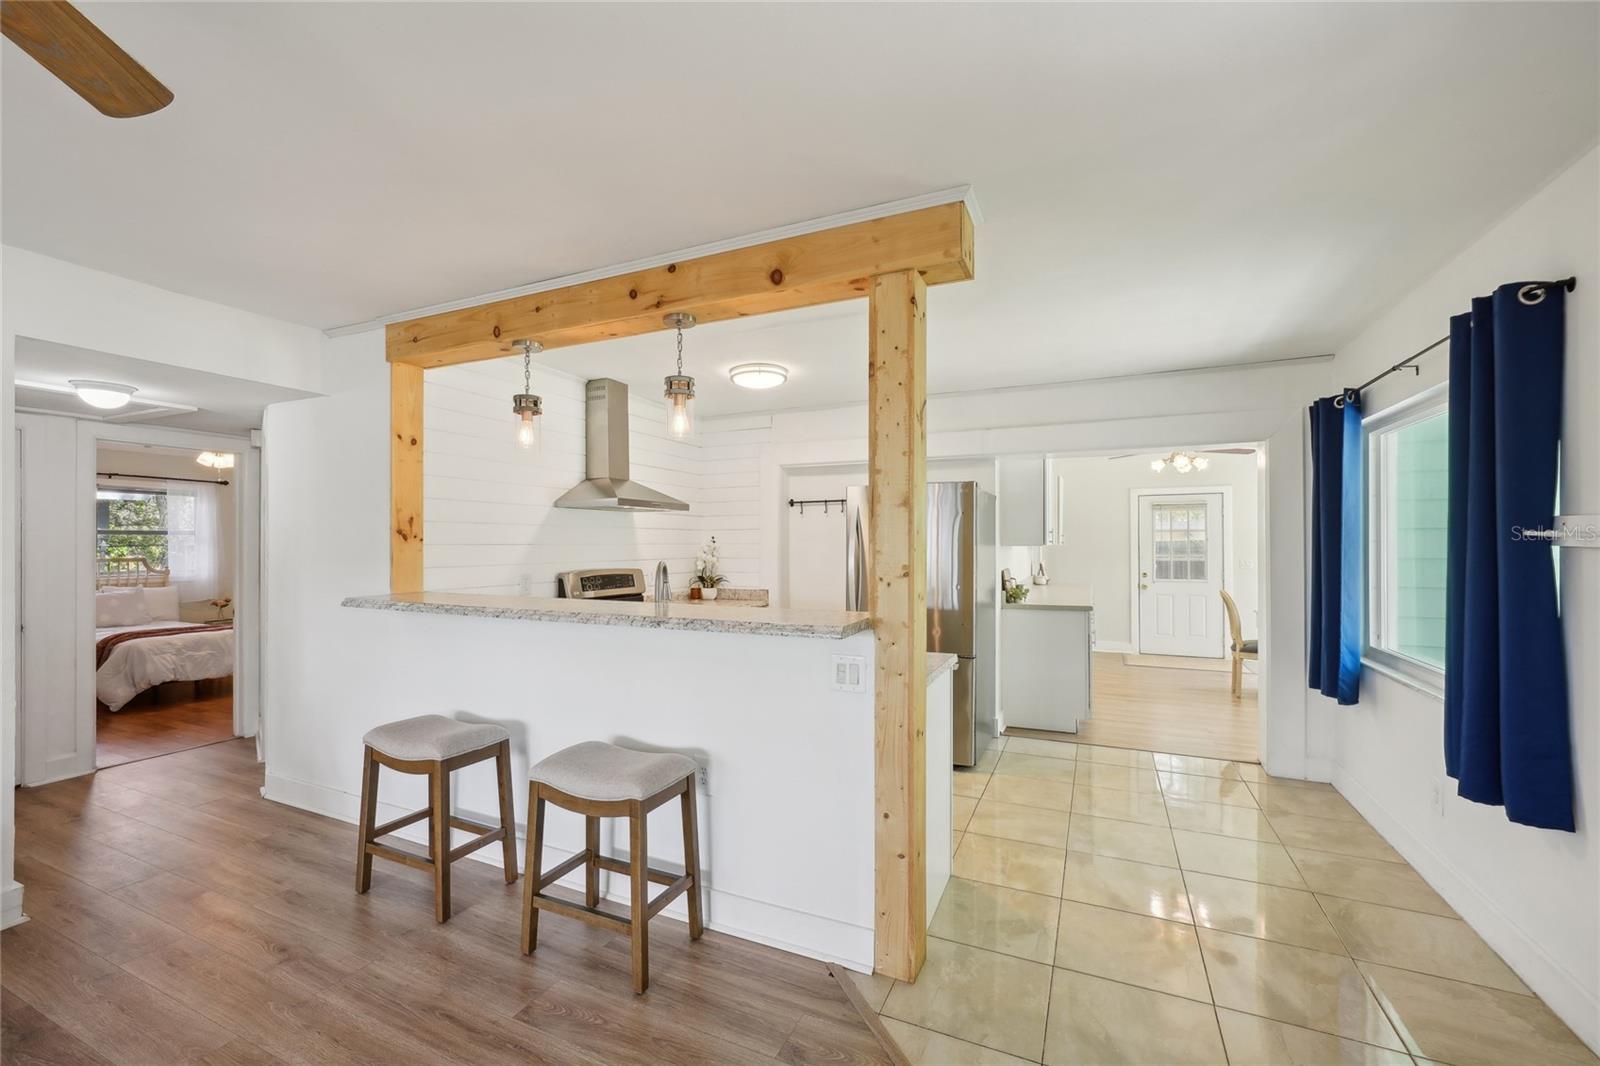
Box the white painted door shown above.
[1137,493,1224,657]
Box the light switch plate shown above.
[831,654,866,692]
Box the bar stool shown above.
[520,741,703,994]
[354,714,518,922]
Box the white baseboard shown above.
[1,880,26,930]
[1333,769,1599,1054]
[261,771,874,971]
[1093,640,1135,654]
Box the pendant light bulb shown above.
[510,339,544,452]
[662,313,697,441]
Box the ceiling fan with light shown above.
[1105,446,1257,473]
[1,0,172,118]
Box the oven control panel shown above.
[558,568,647,599]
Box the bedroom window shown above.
[1364,387,1448,687]
[96,487,196,572]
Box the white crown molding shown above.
[325,185,981,338]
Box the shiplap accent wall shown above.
[422,358,766,596]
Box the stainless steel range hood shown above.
[554,378,690,512]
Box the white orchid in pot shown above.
[694,536,726,600]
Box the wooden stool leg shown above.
[585,816,601,908]
[354,747,380,894]
[430,763,452,923]
[629,801,650,994]
[520,782,544,954]
[681,777,704,940]
[1231,655,1243,699]
[495,741,518,883]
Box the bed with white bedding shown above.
[94,581,234,711]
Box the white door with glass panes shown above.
[1137,493,1225,657]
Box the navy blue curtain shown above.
[1308,393,1363,705]
[1444,282,1572,831]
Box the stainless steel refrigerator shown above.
[845,481,997,767]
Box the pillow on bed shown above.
[96,588,149,627]
[142,585,180,621]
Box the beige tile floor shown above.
[850,735,1598,1066]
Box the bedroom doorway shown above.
[93,442,240,768]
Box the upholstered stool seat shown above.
[521,742,703,994]
[364,714,510,762]
[530,741,697,802]
[1234,639,1258,655]
[355,715,518,922]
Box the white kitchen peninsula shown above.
[1001,585,1094,733]
[265,592,950,972]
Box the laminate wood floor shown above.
[97,688,236,769]
[1015,652,1259,763]
[3,739,892,1066]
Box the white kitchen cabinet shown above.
[998,455,1048,545]
[1001,593,1093,733]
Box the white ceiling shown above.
[4,3,1596,415]
[14,338,318,434]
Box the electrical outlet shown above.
[516,574,533,596]
[1431,781,1444,818]
[695,763,710,793]
[831,654,866,692]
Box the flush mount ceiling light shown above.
[68,379,137,410]
[728,363,789,390]
[663,313,696,440]
[510,339,545,451]
[195,451,235,470]
[1150,450,1210,474]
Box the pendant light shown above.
[662,313,696,440]
[511,339,544,451]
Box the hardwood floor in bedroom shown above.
[96,686,236,768]
[2,739,892,1066]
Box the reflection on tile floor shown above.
[850,735,1599,1066]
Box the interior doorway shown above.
[93,442,240,768]
[1022,448,1263,762]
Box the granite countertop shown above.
[342,592,870,639]
[1004,583,1094,611]
[927,652,959,684]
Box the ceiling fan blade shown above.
[2,0,172,118]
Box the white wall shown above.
[1323,148,1599,1051]
[96,444,238,604]
[422,357,764,596]
[1043,453,1260,649]
[1,247,315,905]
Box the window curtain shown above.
[1444,282,1572,831]
[1307,392,1363,705]
[166,480,220,601]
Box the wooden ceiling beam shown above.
[385,202,973,369]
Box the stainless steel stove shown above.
[555,568,646,602]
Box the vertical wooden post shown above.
[869,269,928,981]
[390,362,424,592]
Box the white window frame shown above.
[1362,383,1448,695]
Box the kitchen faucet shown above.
[654,561,671,603]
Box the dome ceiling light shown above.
[68,379,137,410]
[728,363,789,390]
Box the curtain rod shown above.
[1336,277,1576,407]
[98,471,229,486]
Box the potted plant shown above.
[694,537,726,601]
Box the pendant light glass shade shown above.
[663,313,697,441]
[510,339,544,451]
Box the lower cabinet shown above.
[1001,605,1093,733]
